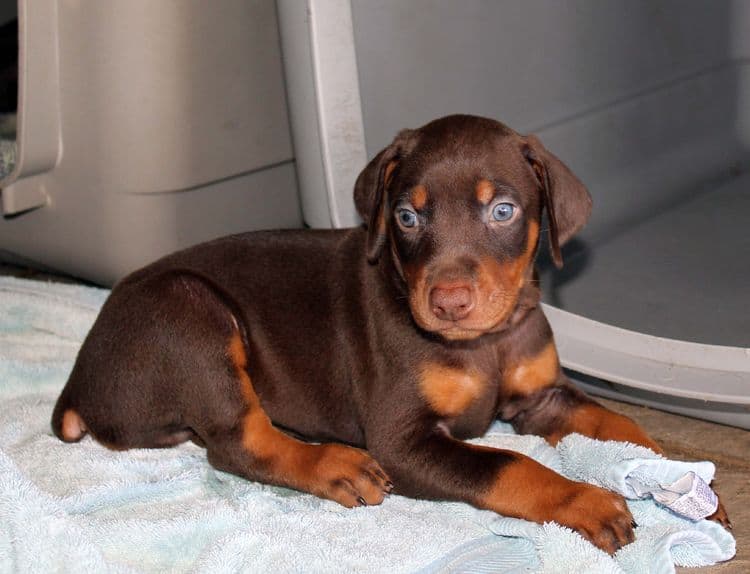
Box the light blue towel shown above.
[0,277,735,573]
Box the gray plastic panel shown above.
[350,0,749,243]
[0,0,302,284]
[542,172,750,347]
[277,0,366,228]
[350,0,735,154]
[0,163,301,285]
[57,0,292,195]
[0,0,60,213]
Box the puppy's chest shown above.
[417,346,559,438]
[418,361,501,437]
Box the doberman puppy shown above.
[51,115,727,554]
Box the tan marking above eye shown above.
[410,185,429,210]
[419,363,487,417]
[475,179,495,205]
[504,342,560,396]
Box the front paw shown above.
[311,444,393,508]
[708,496,732,530]
[551,482,635,554]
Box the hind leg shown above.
[52,272,239,449]
[204,329,392,507]
[54,272,391,506]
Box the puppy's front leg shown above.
[368,424,634,554]
[499,329,662,452]
[505,379,663,453]
[502,380,731,528]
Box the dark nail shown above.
[357,496,367,506]
[631,520,638,528]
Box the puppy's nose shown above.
[429,284,475,321]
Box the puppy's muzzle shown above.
[429,282,475,322]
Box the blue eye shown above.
[397,208,418,228]
[491,202,515,222]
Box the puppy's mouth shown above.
[435,325,503,341]
[436,320,511,340]
[407,274,523,341]
[410,298,518,340]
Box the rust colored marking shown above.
[420,363,486,417]
[410,185,429,210]
[406,220,540,340]
[61,409,86,441]
[475,179,495,205]
[480,452,635,554]
[525,220,540,262]
[478,451,575,521]
[228,332,247,369]
[547,403,664,453]
[548,403,664,454]
[482,218,539,292]
[376,210,387,236]
[474,219,541,323]
[514,219,540,287]
[229,331,302,462]
[504,342,560,396]
[517,219,540,288]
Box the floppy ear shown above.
[523,134,592,268]
[354,129,418,262]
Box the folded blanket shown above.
[0,276,735,573]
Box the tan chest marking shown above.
[420,363,487,417]
[504,342,560,396]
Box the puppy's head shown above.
[355,115,591,341]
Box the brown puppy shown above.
[51,115,720,554]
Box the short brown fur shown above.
[228,331,391,507]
